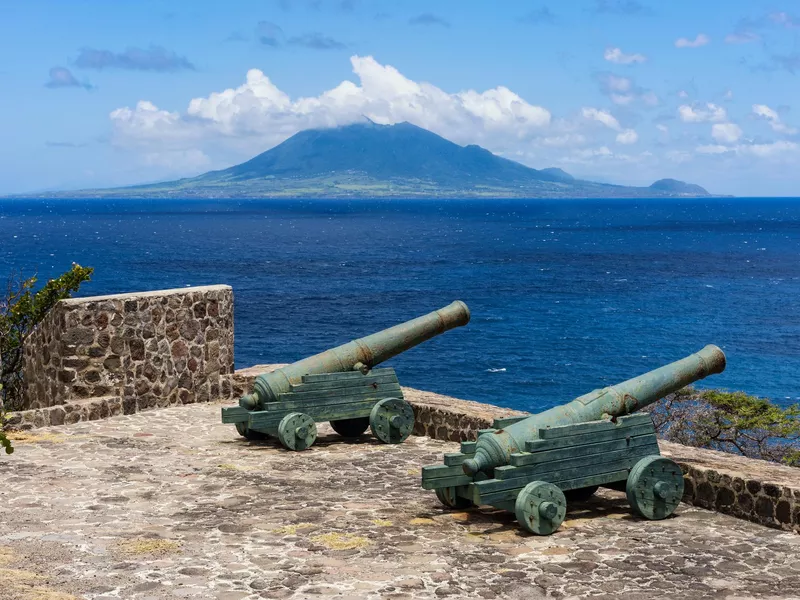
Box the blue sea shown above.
[1,198,799,412]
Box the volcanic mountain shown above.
[23,121,711,198]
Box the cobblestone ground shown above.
[2,403,799,600]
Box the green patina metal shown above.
[422,345,727,535]
[222,301,470,450]
[239,301,470,410]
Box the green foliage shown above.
[648,387,800,467]
[0,383,11,455]
[0,264,93,418]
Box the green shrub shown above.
[648,387,800,467]
[0,264,94,426]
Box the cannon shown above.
[222,301,470,450]
[422,345,726,534]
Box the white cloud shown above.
[678,103,727,123]
[656,124,669,134]
[677,90,689,99]
[711,123,743,143]
[675,34,710,48]
[696,144,730,155]
[111,55,553,162]
[616,129,638,144]
[697,140,799,158]
[581,107,621,130]
[753,104,798,135]
[603,47,647,64]
[725,32,759,44]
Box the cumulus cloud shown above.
[711,123,743,143]
[581,107,637,143]
[603,47,646,64]
[75,46,195,72]
[44,66,93,90]
[678,103,726,123]
[110,55,553,162]
[675,34,710,48]
[753,104,798,135]
[616,129,638,144]
[582,107,621,130]
[408,13,450,27]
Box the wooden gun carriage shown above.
[422,345,727,534]
[222,301,470,451]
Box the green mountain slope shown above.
[16,121,714,199]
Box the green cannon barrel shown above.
[463,344,726,475]
[240,301,471,410]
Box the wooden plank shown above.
[522,422,656,455]
[444,453,468,467]
[221,406,250,424]
[491,415,530,429]
[508,432,658,470]
[460,441,477,455]
[478,469,630,506]
[472,469,628,506]
[248,399,377,429]
[473,444,658,495]
[290,373,399,392]
[537,414,653,439]
[616,414,654,427]
[554,470,630,492]
[278,382,402,402]
[422,464,468,479]
[538,419,615,439]
[421,474,473,490]
[300,368,395,383]
[267,387,401,411]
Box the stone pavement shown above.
[2,402,799,600]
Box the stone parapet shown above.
[20,285,235,414]
[8,360,800,534]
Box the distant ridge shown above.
[14,122,715,199]
[649,178,709,195]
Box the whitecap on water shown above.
[487,368,507,373]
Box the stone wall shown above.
[9,356,800,534]
[14,285,234,427]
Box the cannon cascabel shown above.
[239,301,471,410]
[462,344,726,475]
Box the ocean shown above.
[1,198,798,412]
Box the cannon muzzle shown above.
[240,301,471,410]
[463,344,726,475]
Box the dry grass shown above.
[0,568,78,600]
[271,523,315,535]
[310,533,370,550]
[6,432,67,444]
[113,538,181,556]
[371,519,393,527]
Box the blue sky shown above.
[1,0,799,196]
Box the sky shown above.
[1,0,799,196]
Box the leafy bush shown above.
[648,387,800,466]
[0,264,94,420]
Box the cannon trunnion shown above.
[222,367,413,450]
[422,414,681,534]
[222,301,470,451]
[422,345,726,534]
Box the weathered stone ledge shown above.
[7,363,799,535]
